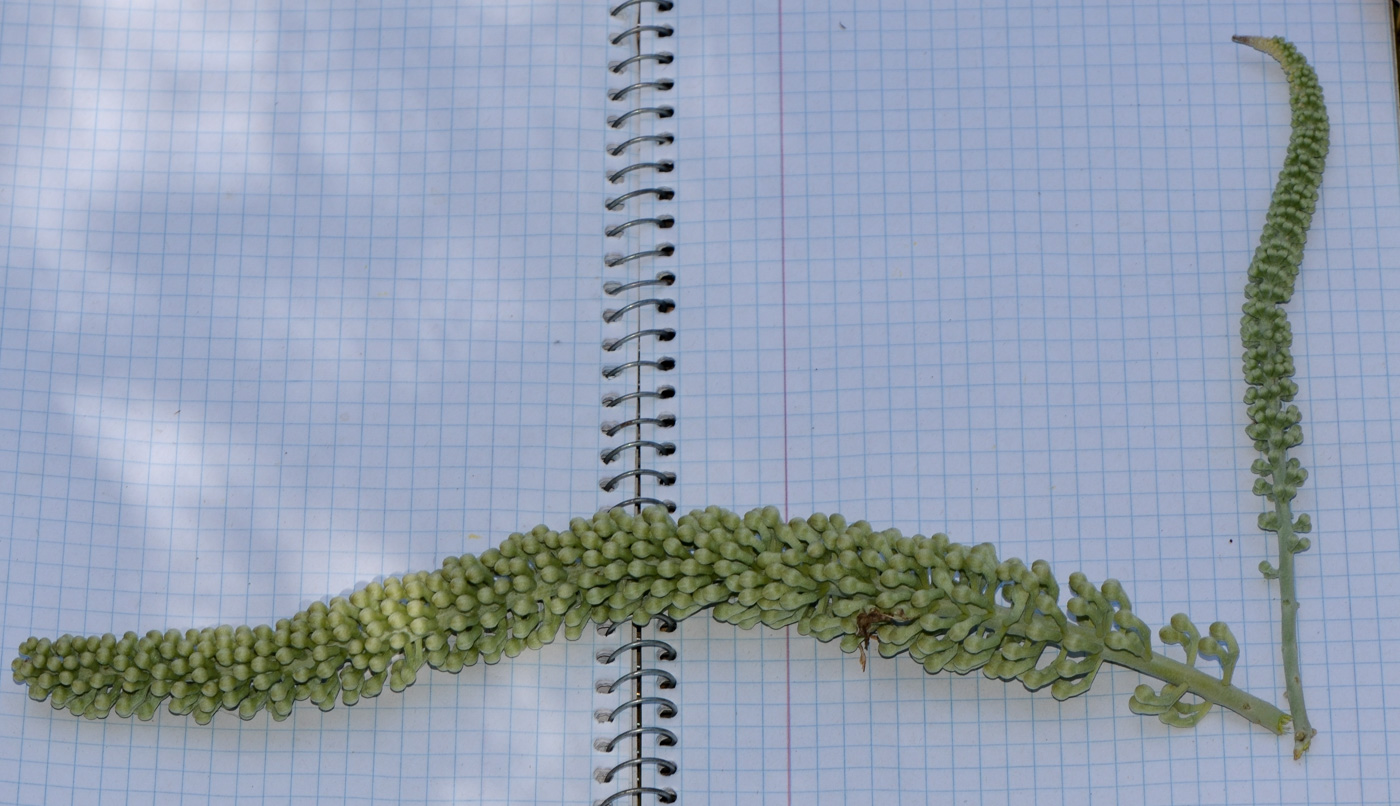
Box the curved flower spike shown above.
[13,506,1290,738]
[1233,33,1329,758]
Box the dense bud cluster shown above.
[1236,36,1328,515]
[14,506,1241,726]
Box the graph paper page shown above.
[0,2,623,804]
[4,1,1400,805]
[668,1,1400,805]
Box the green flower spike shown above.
[1232,34,1329,759]
[13,507,1289,736]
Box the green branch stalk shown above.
[1104,645,1288,735]
[1273,487,1311,753]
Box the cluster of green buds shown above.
[1236,34,1326,535]
[12,506,1287,734]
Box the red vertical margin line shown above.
[775,2,793,805]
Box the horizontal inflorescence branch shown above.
[13,506,1286,734]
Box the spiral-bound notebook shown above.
[3,1,1399,804]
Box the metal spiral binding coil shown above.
[594,617,679,806]
[596,1,679,804]
[600,0,676,514]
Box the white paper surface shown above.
[3,1,1398,804]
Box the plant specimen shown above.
[1230,34,1328,757]
[10,37,1327,757]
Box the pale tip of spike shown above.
[1233,35,1285,61]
